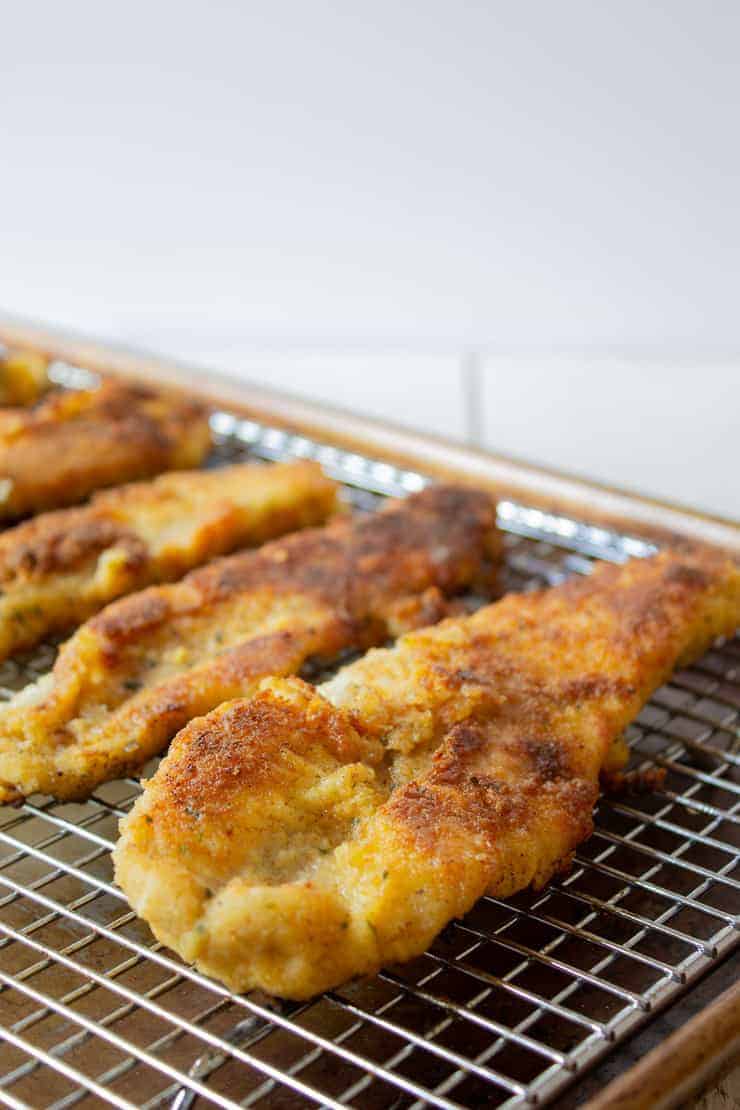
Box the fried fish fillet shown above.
[114,547,740,998]
[0,380,211,518]
[0,486,499,802]
[0,350,50,406]
[0,460,338,661]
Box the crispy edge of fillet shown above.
[0,460,338,660]
[0,380,212,517]
[114,546,740,998]
[0,486,500,802]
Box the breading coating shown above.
[0,350,50,406]
[114,547,740,999]
[0,380,211,518]
[0,486,500,801]
[0,460,338,660]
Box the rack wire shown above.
[0,374,738,1109]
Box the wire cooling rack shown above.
[0,381,738,1109]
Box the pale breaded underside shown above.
[114,547,740,998]
[0,460,337,660]
[0,486,500,801]
[0,380,211,518]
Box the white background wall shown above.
[1,1,738,517]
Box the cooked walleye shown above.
[0,486,499,801]
[0,460,338,661]
[0,350,50,406]
[0,380,211,518]
[114,547,740,999]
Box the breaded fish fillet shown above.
[0,350,50,406]
[0,486,499,801]
[0,460,338,661]
[0,380,211,518]
[114,547,740,998]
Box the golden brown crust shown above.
[0,486,500,801]
[163,688,382,828]
[114,546,740,998]
[0,350,50,406]
[0,511,144,582]
[91,484,500,650]
[0,380,212,517]
[0,461,338,659]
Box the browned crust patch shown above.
[162,681,374,825]
[91,485,498,651]
[0,510,146,582]
[0,380,212,516]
